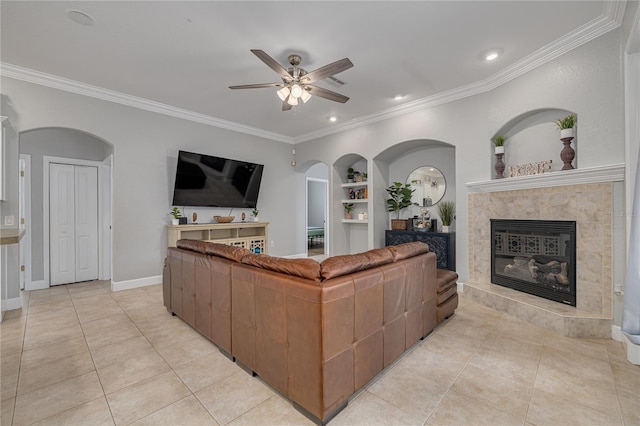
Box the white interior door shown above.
[75,166,98,282]
[50,163,98,285]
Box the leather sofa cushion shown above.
[320,248,394,280]
[176,239,211,254]
[436,269,459,292]
[387,242,430,261]
[204,242,251,263]
[242,254,322,282]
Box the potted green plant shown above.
[555,114,576,139]
[386,182,415,230]
[492,135,506,154]
[436,200,455,232]
[169,206,182,225]
[347,167,355,183]
[252,208,259,222]
[362,172,368,182]
[343,203,354,219]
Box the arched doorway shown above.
[19,127,113,289]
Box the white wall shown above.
[0,78,299,292]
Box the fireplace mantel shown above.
[466,163,624,193]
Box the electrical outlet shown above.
[4,215,14,226]
[270,240,275,248]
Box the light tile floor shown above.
[1,281,639,425]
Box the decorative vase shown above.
[442,225,450,233]
[171,218,179,225]
[495,153,505,179]
[254,216,259,222]
[345,212,353,220]
[494,146,504,155]
[560,136,575,170]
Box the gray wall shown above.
[20,128,112,281]
[296,29,625,289]
[0,78,298,291]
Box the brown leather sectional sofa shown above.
[163,239,457,424]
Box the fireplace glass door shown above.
[491,219,576,306]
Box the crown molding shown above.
[0,63,294,144]
[0,5,623,146]
[295,8,623,143]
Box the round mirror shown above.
[406,166,446,207]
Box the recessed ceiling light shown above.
[329,116,338,122]
[484,49,502,61]
[66,9,95,26]
[394,95,404,100]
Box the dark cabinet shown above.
[385,230,456,271]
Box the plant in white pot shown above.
[436,201,455,232]
[492,135,505,154]
[252,208,260,222]
[386,182,415,230]
[169,206,182,225]
[555,114,576,139]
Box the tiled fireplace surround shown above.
[464,178,615,338]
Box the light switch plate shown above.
[4,215,15,226]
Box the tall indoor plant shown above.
[436,200,455,232]
[386,182,415,230]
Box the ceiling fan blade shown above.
[229,83,282,89]
[306,85,350,103]
[251,49,292,81]
[282,99,292,111]
[302,58,353,84]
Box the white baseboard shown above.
[111,275,162,292]
[612,325,640,365]
[6,296,22,311]
[612,325,624,341]
[457,282,464,292]
[26,280,48,291]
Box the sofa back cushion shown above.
[202,242,251,262]
[176,239,211,254]
[241,254,322,282]
[387,242,430,261]
[320,247,394,280]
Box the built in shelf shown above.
[466,163,625,193]
[341,182,368,188]
[341,219,369,224]
[341,199,368,203]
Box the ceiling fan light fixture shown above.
[277,86,290,101]
[300,90,312,103]
[290,84,303,98]
[287,95,298,106]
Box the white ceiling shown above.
[0,1,624,143]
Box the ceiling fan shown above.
[229,49,353,111]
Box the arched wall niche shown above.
[490,108,577,176]
[331,153,368,254]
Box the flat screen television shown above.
[171,150,264,208]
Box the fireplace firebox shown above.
[491,219,576,306]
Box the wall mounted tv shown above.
[171,150,264,208]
